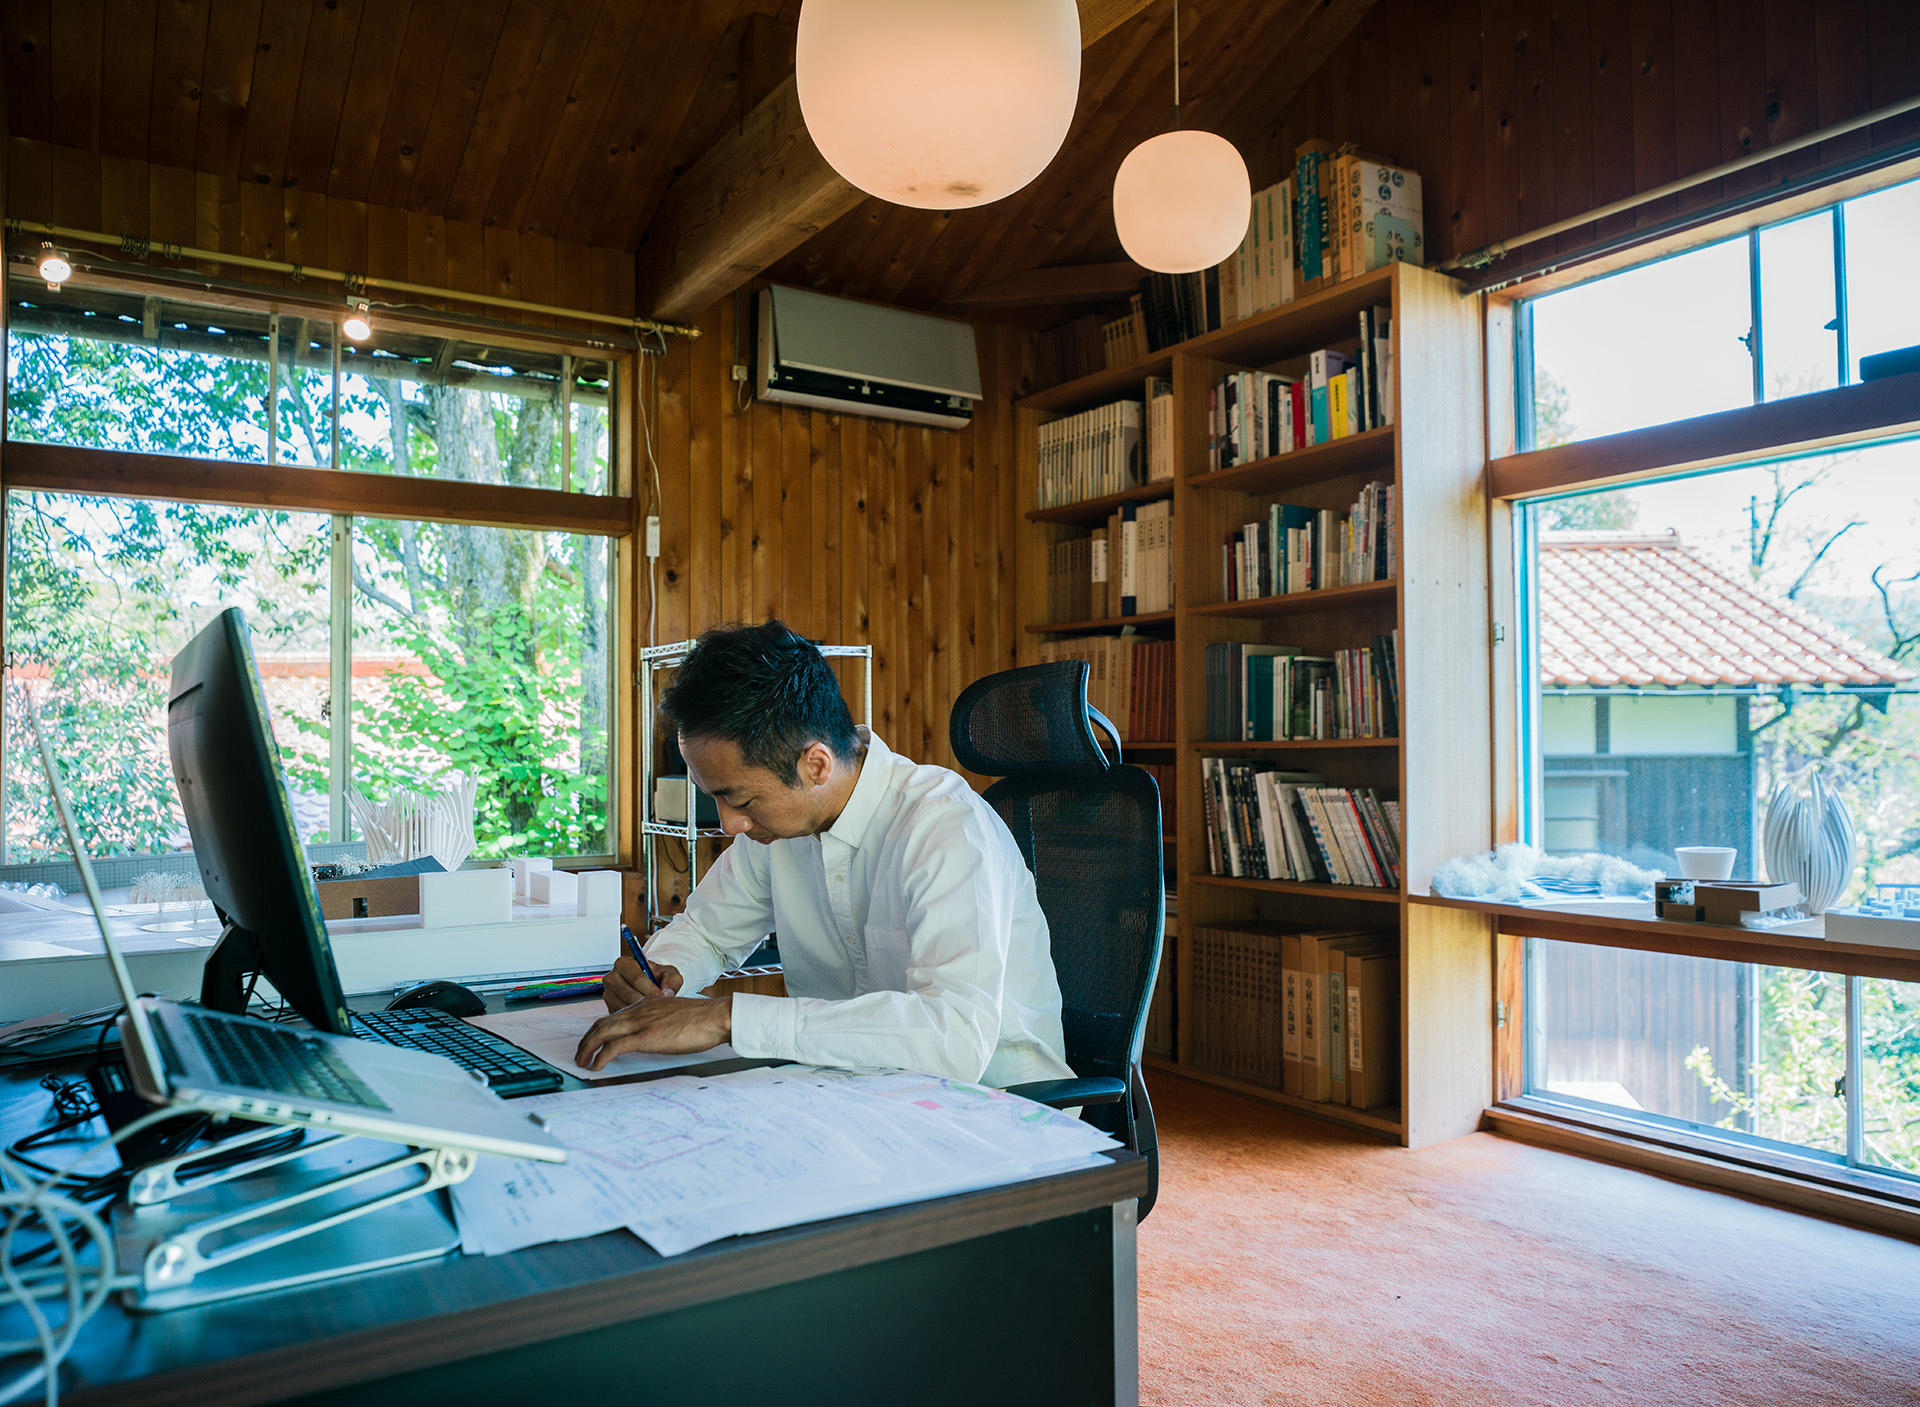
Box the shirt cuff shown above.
[729,992,797,1061]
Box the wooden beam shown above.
[636,0,1160,321]
[951,261,1146,307]
[2,442,634,538]
[1490,369,1920,499]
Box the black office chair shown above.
[950,660,1163,1220]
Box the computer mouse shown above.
[387,979,487,1017]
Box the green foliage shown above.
[1688,968,1920,1174]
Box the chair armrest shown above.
[1003,1077,1127,1108]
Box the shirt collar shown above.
[823,727,890,850]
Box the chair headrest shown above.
[949,661,1112,778]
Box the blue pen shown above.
[621,923,667,993]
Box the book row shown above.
[1205,636,1400,743]
[1035,636,1175,743]
[1188,923,1400,1108]
[1047,500,1175,622]
[1200,760,1402,889]
[1035,381,1174,509]
[1221,482,1395,602]
[1208,310,1394,471]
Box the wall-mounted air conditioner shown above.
[756,284,981,430]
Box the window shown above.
[3,283,621,871]
[1512,174,1920,1185]
[1525,173,1920,449]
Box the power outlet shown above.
[646,515,662,558]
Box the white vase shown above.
[1762,769,1856,915]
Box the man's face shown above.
[679,734,827,844]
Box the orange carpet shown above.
[1138,1073,1920,1406]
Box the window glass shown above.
[1758,212,1838,399]
[1529,439,1920,887]
[1859,975,1920,1174]
[4,492,332,861]
[274,314,334,467]
[1844,177,1920,382]
[1528,236,1752,445]
[350,518,612,858]
[1532,943,1850,1155]
[6,285,272,461]
[338,336,574,489]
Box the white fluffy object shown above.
[1430,843,1661,903]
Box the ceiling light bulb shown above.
[37,242,71,290]
[1112,130,1252,274]
[796,0,1081,210]
[343,301,372,342]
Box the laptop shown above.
[26,706,566,1166]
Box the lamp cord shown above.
[1172,0,1181,129]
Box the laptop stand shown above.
[112,1126,476,1312]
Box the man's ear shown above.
[798,740,835,789]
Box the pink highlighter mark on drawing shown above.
[913,1099,943,1110]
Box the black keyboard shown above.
[352,1008,563,1098]
[185,1011,390,1111]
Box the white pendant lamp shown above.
[1111,1,1251,274]
[796,0,1082,210]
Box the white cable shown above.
[0,1105,180,1406]
[637,333,666,649]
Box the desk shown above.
[1,1059,1145,1407]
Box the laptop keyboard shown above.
[185,1011,391,1111]
[352,1008,563,1098]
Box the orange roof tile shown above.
[1540,532,1915,689]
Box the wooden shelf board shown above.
[1026,611,1174,635]
[1016,267,1396,415]
[1026,480,1173,525]
[1020,354,1174,414]
[1120,739,1177,750]
[1189,737,1399,751]
[1410,892,1920,984]
[1144,1056,1404,1138]
[1186,426,1395,497]
[1189,873,1402,903]
[1186,579,1396,619]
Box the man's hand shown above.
[603,954,684,1011]
[575,993,733,1072]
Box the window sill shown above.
[1411,891,1920,984]
[1487,1097,1920,1244]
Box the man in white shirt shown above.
[575,621,1074,1088]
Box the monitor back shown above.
[167,606,352,1035]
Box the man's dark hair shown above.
[660,620,860,784]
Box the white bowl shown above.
[1675,846,1736,880]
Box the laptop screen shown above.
[167,608,354,1036]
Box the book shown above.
[1345,944,1401,1109]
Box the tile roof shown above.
[1539,532,1915,689]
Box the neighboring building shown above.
[1537,531,1912,874]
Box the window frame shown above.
[1480,169,1920,1209]
[0,266,641,871]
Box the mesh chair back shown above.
[951,662,1165,1099]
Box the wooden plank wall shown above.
[1247,0,1920,270]
[642,291,1030,910]
[4,138,637,319]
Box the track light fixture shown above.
[343,299,372,342]
[37,242,71,290]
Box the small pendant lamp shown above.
[1111,0,1251,274]
[796,0,1083,211]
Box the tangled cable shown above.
[0,1107,178,1406]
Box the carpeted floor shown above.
[1137,1072,1920,1406]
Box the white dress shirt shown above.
[644,729,1074,1088]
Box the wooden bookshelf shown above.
[1013,262,1493,1149]
[1026,480,1173,525]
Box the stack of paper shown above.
[450,1066,1120,1258]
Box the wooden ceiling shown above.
[2,0,1375,319]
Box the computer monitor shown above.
[168,606,354,1036]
